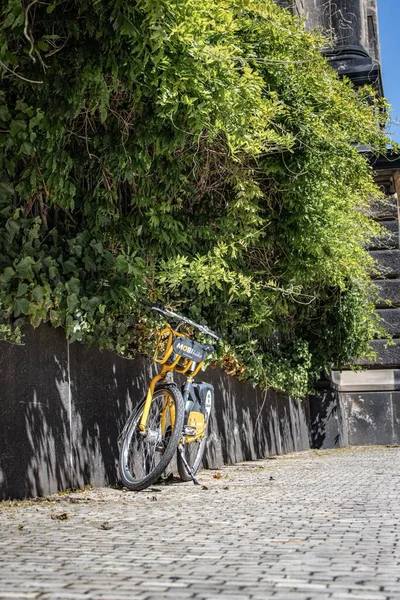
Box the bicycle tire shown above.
[177,429,209,482]
[119,384,184,491]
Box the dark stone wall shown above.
[0,325,147,499]
[358,341,400,369]
[0,324,311,500]
[374,280,400,308]
[309,384,349,450]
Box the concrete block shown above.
[332,369,400,391]
[0,324,312,498]
[277,393,310,454]
[343,392,394,446]
[392,393,400,445]
[203,368,287,465]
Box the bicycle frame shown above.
[138,325,206,434]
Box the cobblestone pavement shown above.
[1,446,400,600]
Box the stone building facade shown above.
[278,0,382,90]
[281,0,400,447]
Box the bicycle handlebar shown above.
[142,301,221,341]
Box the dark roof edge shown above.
[369,151,400,170]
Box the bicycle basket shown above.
[154,328,209,373]
[172,337,207,363]
[153,328,175,364]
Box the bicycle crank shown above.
[177,444,200,486]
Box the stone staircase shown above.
[274,0,400,446]
[314,162,400,447]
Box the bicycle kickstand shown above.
[177,444,200,486]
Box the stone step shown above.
[373,279,400,307]
[369,220,399,250]
[368,195,398,220]
[357,339,400,368]
[377,308,400,337]
[370,249,400,278]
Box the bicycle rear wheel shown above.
[177,431,208,482]
[119,384,184,491]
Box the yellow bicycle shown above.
[118,302,220,491]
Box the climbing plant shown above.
[0,0,392,395]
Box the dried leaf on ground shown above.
[51,513,69,521]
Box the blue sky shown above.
[378,0,400,143]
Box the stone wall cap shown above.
[332,369,400,391]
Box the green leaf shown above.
[0,182,14,200]
[65,277,80,295]
[49,266,59,279]
[19,141,34,156]
[115,255,129,272]
[30,310,43,328]
[32,285,45,303]
[10,120,27,138]
[15,256,34,280]
[14,298,31,317]
[16,282,28,297]
[99,105,108,124]
[63,260,77,274]
[0,106,11,122]
[1,267,15,284]
[67,293,79,311]
[5,218,20,242]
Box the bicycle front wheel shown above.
[119,384,184,491]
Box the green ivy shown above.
[0,0,392,396]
